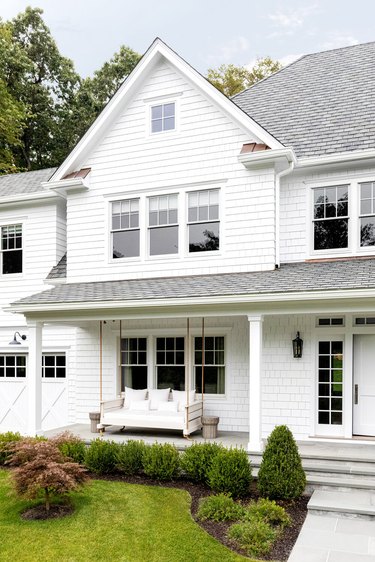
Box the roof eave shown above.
[7,286,375,315]
[297,148,375,168]
[238,147,297,170]
[0,190,65,206]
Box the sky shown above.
[1,0,375,77]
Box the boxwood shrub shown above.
[0,431,22,465]
[84,438,119,474]
[142,442,180,480]
[180,442,221,483]
[54,431,86,465]
[115,440,146,475]
[197,493,245,522]
[207,447,252,498]
[257,425,306,499]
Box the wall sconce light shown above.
[9,332,27,345]
[292,332,303,358]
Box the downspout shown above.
[275,161,295,268]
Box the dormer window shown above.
[151,103,175,133]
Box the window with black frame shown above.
[156,337,185,390]
[1,224,22,274]
[194,336,225,394]
[120,338,147,391]
[313,186,348,250]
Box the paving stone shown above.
[336,518,375,537]
[288,545,329,562]
[328,552,375,562]
[296,528,369,554]
[303,514,338,531]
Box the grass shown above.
[0,470,250,562]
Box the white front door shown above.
[353,335,375,436]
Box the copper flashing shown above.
[240,143,270,154]
[62,168,91,180]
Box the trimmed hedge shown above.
[84,438,119,474]
[0,432,22,465]
[207,447,252,498]
[180,442,221,483]
[142,443,180,480]
[257,425,306,499]
[115,440,146,475]
[54,432,86,465]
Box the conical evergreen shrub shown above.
[257,425,306,499]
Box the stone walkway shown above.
[288,490,375,561]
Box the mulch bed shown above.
[97,473,309,561]
[21,503,74,521]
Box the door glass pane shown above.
[318,341,343,426]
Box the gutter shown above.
[0,190,65,206]
[297,148,375,168]
[275,161,295,268]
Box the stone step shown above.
[249,457,375,477]
[249,450,375,465]
[252,467,375,491]
[308,489,375,518]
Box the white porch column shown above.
[27,321,43,436]
[247,315,264,452]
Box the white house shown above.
[1,38,375,451]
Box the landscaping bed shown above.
[99,472,309,561]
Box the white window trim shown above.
[147,193,179,258]
[106,183,224,264]
[146,97,179,137]
[115,327,231,399]
[307,176,375,259]
[0,221,24,277]
[186,187,222,257]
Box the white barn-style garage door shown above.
[0,352,68,433]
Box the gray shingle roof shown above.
[46,254,67,280]
[11,258,375,308]
[0,168,57,199]
[233,42,375,158]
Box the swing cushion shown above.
[158,401,178,413]
[124,387,148,408]
[129,399,150,411]
[172,390,196,412]
[149,388,171,410]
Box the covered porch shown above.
[6,259,375,451]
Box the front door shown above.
[353,335,375,436]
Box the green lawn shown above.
[0,470,250,562]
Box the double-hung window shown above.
[1,224,22,274]
[313,186,348,251]
[359,181,375,247]
[149,194,178,255]
[156,337,185,390]
[194,336,225,394]
[151,103,175,133]
[120,338,147,391]
[111,199,140,258]
[188,189,219,252]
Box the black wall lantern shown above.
[9,332,27,345]
[292,332,303,358]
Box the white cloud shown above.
[267,4,320,37]
[206,36,250,65]
[320,34,360,50]
[279,52,304,67]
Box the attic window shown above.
[317,317,344,327]
[151,103,175,133]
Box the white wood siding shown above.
[0,200,65,327]
[66,59,276,282]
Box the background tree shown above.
[0,22,29,173]
[69,45,141,145]
[8,438,87,512]
[206,57,282,97]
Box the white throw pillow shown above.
[124,387,148,408]
[148,388,170,410]
[129,399,150,411]
[172,390,196,412]
[158,401,178,413]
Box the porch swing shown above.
[98,319,204,436]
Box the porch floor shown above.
[44,424,375,460]
[43,424,249,449]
